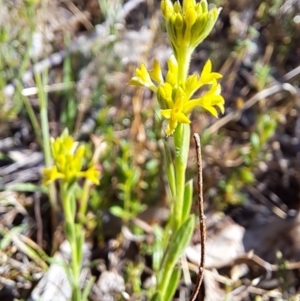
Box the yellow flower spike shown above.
[129,63,157,92]
[43,166,64,185]
[161,97,191,136]
[149,60,164,84]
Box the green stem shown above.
[35,69,58,251]
[156,27,194,301]
[176,46,193,84]
[124,178,131,221]
[173,123,190,231]
[61,183,81,301]
[172,43,193,230]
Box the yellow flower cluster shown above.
[43,131,100,185]
[130,56,224,136]
[130,0,224,136]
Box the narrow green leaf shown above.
[82,276,95,301]
[250,132,260,152]
[0,225,25,250]
[162,140,176,197]
[182,179,193,223]
[10,233,48,270]
[4,182,47,193]
[158,216,195,295]
[69,192,76,220]
[240,167,255,184]
[110,205,125,218]
[161,216,194,272]
[75,224,84,267]
[152,225,164,272]
[0,234,12,250]
[164,268,181,301]
[65,221,75,242]
[150,292,162,301]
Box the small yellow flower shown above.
[42,130,100,185]
[166,55,178,86]
[43,166,64,185]
[199,59,223,85]
[149,60,164,84]
[51,130,75,160]
[160,83,224,136]
[129,64,157,92]
[130,57,224,135]
[79,166,100,185]
[157,83,174,109]
[131,56,179,110]
[184,83,225,117]
[185,59,222,99]
[161,97,191,136]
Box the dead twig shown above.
[189,133,206,301]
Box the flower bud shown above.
[161,0,173,19]
[157,83,174,109]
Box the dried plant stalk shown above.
[189,133,206,301]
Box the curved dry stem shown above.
[189,133,206,301]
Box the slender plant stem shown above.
[172,45,192,230]
[61,183,81,301]
[176,46,192,84]
[189,133,206,301]
[173,123,190,230]
[35,69,58,251]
